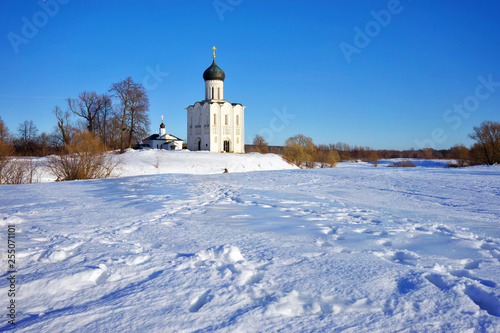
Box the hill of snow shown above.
[34,149,297,182]
[1,153,499,332]
[115,149,298,177]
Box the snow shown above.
[1,151,500,332]
[31,149,297,182]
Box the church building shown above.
[186,47,245,153]
[142,116,183,150]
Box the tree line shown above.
[249,120,500,167]
[1,77,150,158]
[0,77,150,184]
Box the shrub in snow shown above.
[47,131,119,181]
[0,158,40,184]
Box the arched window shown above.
[211,87,214,99]
[218,87,220,99]
[213,114,216,125]
[225,114,228,125]
[236,115,239,126]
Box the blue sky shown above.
[1,0,499,150]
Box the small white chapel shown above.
[186,47,246,153]
[142,116,183,150]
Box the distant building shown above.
[186,47,245,153]
[142,117,183,150]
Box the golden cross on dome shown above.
[212,46,216,58]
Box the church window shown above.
[236,137,239,144]
[211,87,214,99]
[214,136,217,143]
[236,115,239,126]
[214,114,216,125]
[225,114,228,125]
[218,87,220,99]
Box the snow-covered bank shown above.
[30,149,297,182]
[0,164,499,332]
[115,149,297,177]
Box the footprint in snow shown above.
[424,272,500,317]
[189,289,213,312]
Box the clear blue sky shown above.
[1,0,499,150]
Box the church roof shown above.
[187,101,244,108]
[142,133,183,143]
[203,59,225,81]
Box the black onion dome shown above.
[160,122,165,129]
[203,60,225,81]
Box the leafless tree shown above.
[0,117,9,143]
[449,144,470,167]
[54,105,74,147]
[109,77,150,152]
[253,134,269,153]
[95,94,113,147]
[0,117,12,179]
[127,104,150,148]
[15,120,39,155]
[468,120,500,165]
[17,120,38,143]
[67,91,102,134]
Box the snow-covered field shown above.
[1,151,500,332]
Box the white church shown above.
[142,116,183,150]
[186,47,246,153]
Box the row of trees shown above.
[252,134,341,168]
[55,77,150,153]
[0,77,150,184]
[250,120,500,167]
[1,77,150,158]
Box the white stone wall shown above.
[187,101,244,153]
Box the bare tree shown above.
[15,120,39,155]
[38,132,51,156]
[109,77,150,152]
[54,105,74,147]
[449,144,469,167]
[127,104,150,148]
[253,134,269,153]
[96,94,113,147]
[0,117,9,143]
[17,120,38,142]
[67,91,102,134]
[468,120,500,165]
[0,117,12,180]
